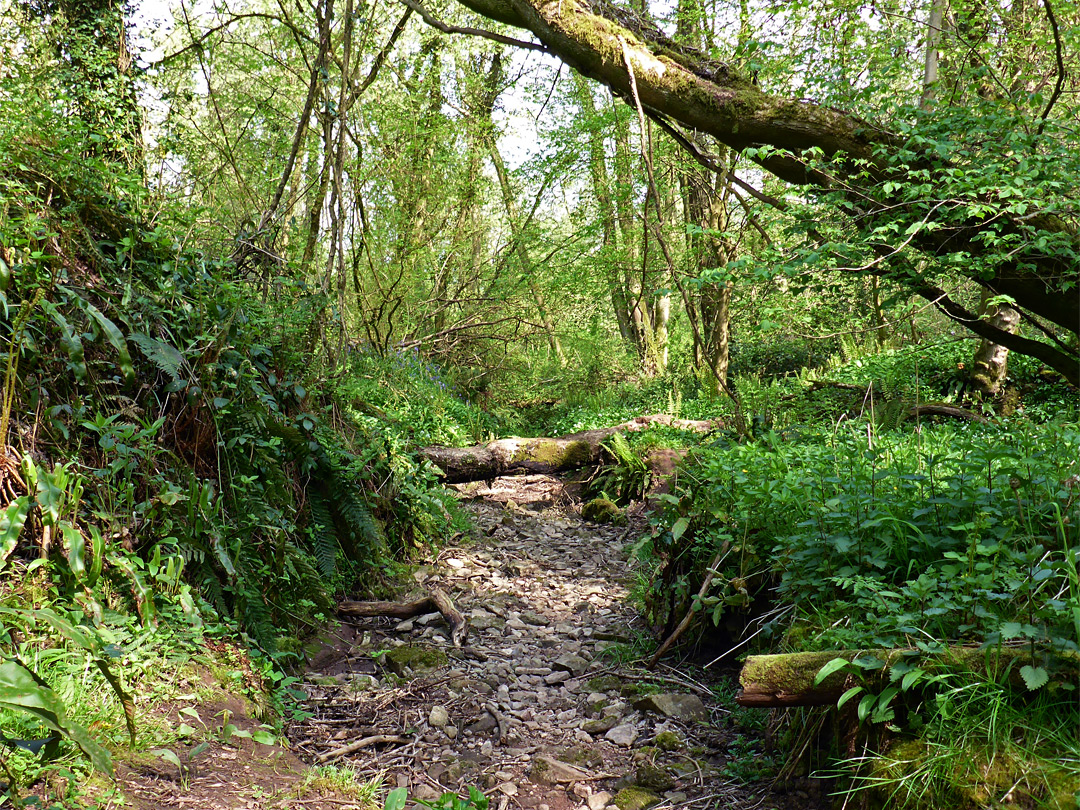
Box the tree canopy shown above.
[444,0,1079,384]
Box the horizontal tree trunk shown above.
[338,586,468,646]
[909,404,989,424]
[736,647,1078,708]
[421,414,718,483]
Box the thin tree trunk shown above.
[920,0,946,110]
[488,142,566,366]
[573,76,637,349]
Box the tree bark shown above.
[338,586,467,646]
[421,414,718,483]
[971,304,1021,397]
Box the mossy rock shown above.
[653,731,684,752]
[384,644,447,677]
[587,675,622,692]
[612,786,661,810]
[635,764,674,792]
[558,745,604,769]
[582,497,628,525]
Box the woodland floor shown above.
[114,474,827,810]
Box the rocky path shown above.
[293,475,818,810]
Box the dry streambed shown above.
[293,475,819,810]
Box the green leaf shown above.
[61,522,86,580]
[1020,665,1049,691]
[385,786,408,810]
[836,685,863,709]
[129,332,184,382]
[0,659,112,776]
[46,305,87,382]
[670,517,689,542]
[223,724,251,741]
[109,554,157,626]
[0,497,30,572]
[252,730,276,745]
[814,657,851,685]
[900,668,926,692]
[68,293,134,385]
[154,748,183,771]
[857,692,876,723]
[86,526,104,588]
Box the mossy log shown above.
[420,414,718,483]
[737,647,1079,707]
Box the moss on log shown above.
[421,414,718,483]
[737,647,1080,707]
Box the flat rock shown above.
[587,792,613,810]
[530,756,594,785]
[604,723,639,747]
[553,654,589,676]
[633,693,708,722]
[582,717,617,735]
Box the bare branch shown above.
[1036,0,1066,136]
[401,0,547,52]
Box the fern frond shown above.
[129,332,185,381]
[307,489,339,577]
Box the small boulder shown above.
[587,792,613,810]
[553,654,590,676]
[635,764,674,792]
[429,705,449,728]
[384,644,448,677]
[604,723,639,747]
[612,787,661,810]
[530,756,593,785]
[633,693,708,722]
[653,730,684,752]
[583,717,617,735]
[581,498,628,526]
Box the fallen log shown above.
[736,647,1079,708]
[338,586,468,646]
[421,414,719,484]
[909,403,990,424]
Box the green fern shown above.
[129,332,184,382]
[307,488,340,577]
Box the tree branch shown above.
[401,0,547,52]
[1036,0,1066,136]
[917,285,1079,387]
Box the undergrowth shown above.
[644,415,1080,807]
[0,105,466,804]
